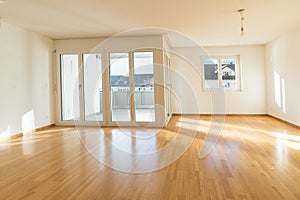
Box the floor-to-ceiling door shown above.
[133,52,155,122]
[58,50,159,126]
[60,54,80,121]
[109,51,156,124]
[83,53,103,122]
[109,52,131,122]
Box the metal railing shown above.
[109,90,154,109]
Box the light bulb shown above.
[240,27,244,36]
[238,9,246,37]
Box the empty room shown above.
[0,0,300,199]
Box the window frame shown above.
[201,55,242,91]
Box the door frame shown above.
[55,49,166,127]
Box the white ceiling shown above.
[1,0,300,47]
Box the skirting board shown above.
[1,114,298,142]
[268,115,300,129]
[172,113,267,117]
[0,124,55,142]
[172,113,299,128]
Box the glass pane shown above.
[221,58,236,88]
[165,57,171,117]
[133,52,155,122]
[83,54,103,121]
[60,54,80,121]
[110,53,131,122]
[204,59,219,89]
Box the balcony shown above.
[85,89,155,122]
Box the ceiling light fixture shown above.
[0,0,5,4]
[238,9,245,36]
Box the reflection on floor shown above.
[1,115,300,199]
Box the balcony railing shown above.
[99,90,155,109]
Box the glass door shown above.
[60,54,80,121]
[109,53,131,122]
[59,50,159,126]
[133,52,155,122]
[83,53,103,122]
[109,51,156,124]
[165,54,171,118]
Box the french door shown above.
[58,50,158,126]
[109,52,155,123]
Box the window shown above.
[203,55,240,90]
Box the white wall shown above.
[53,36,163,53]
[170,45,266,114]
[0,23,54,139]
[266,28,300,126]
